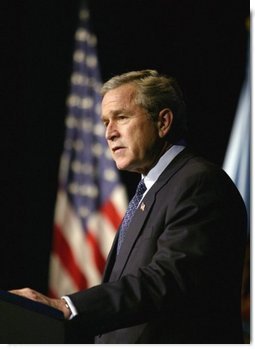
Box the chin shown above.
[115,162,125,170]
[115,159,139,173]
[115,162,132,172]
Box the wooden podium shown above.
[0,290,91,344]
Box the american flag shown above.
[48,2,127,297]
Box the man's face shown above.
[101,84,163,174]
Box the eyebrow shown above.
[101,108,131,120]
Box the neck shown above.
[158,141,172,158]
[142,142,172,176]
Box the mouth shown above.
[112,146,125,154]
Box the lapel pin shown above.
[140,202,146,211]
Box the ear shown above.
[157,109,173,138]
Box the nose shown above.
[105,121,119,141]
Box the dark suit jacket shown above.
[68,148,247,344]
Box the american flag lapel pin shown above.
[140,202,146,211]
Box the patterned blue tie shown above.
[117,179,147,254]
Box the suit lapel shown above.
[103,147,194,282]
[101,229,119,281]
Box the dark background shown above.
[1,0,249,296]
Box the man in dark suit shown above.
[11,70,247,343]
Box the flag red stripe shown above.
[101,200,122,230]
[53,224,88,290]
[86,231,106,275]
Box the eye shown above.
[118,115,128,122]
[102,120,109,127]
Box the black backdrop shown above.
[1,0,249,295]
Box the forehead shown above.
[102,84,137,113]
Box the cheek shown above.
[125,123,158,157]
[137,128,157,150]
[129,134,144,156]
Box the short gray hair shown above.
[102,69,187,143]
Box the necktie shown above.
[117,179,147,254]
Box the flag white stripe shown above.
[55,190,102,287]
[49,254,79,296]
[50,186,125,294]
[110,185,128,217]
[87,211,117,258]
